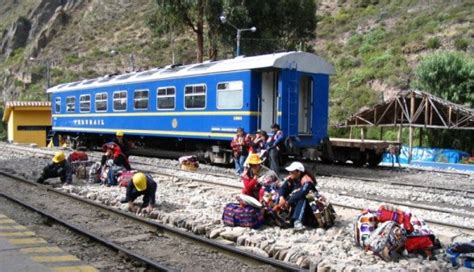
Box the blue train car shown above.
[48,52,335,163]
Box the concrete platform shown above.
[0,214,97,272]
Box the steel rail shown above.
[331,202,474,232]
[318,173,474,195]
[0,192,172,272]
[336,193,474,219]
[3,144,471,193]
[0,171,302,271]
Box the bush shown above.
[414,51,474,107]
[426,37,441,49]
[454,38,469,51]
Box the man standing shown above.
[267,124,285,176]
[121,172,157,213]
[37,151,73,184]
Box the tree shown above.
[414,51,474,107]
[222,0,317,56]
[150,0,225,63]
[148,0,317,62]
[413,51,474,152]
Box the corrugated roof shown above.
[2,101,51,122]
[5,101,51,107]
[47,51,336,93]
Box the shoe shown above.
[36,178,44,184]
[294,220,305,231]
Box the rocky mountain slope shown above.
[0,0,472,127]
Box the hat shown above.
[52,151,65,163]
[116,130,124,137]
[285,162,305,172]
[247,153,262,165]
[132,172,147,192]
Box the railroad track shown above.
[317,173,474,196]
[3,143,472,192]
[2,144,474,222]
[2,144,473,221]
[0,192,171,271]
[0,171,300,271]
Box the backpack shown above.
[118,170,137,187]
[68,151,89,179]
[88,162,102,183]
[366,221,406,261]
[222,203,264,229]
[307,193,336,229]
[377,204,413,233]
[354,211,378,247]
[68,151,88,162]
[100,166,110,184]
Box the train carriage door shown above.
[298,76,313,135]
[287,68,299,137]
[260,71,278,130]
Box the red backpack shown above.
[68,151,88,162]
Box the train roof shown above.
[47,51,335,93]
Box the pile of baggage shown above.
[354,204,440,261]
[179,156,199,171]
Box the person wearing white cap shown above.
[276,161,318,231]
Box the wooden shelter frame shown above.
[339,90,474,161]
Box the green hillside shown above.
[0,0,472,142]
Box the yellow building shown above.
[2,101,51,147]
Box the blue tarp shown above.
[382,145,470,164]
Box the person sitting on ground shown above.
[241,153,278,201]
[275,161,318,231]
[102,142,131,186]
[120,172,157,214]
[36,151,73,185]
[113,130,131,158]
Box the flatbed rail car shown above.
[47,52,335,164]
[320,138,401,167]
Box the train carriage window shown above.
[184,84,206,109]
[95,92,108,112]
[66,96,75,112]
[113,91,127,111]
[55,97,61,113]
[216,81,243,109]
[134,89,149,110]
[79,95,91,112]
[157,87,175,110]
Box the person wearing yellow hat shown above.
[120,172,157,213]
[241,153,278,201]
[36,151,73,184]
[113,130,130,158]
